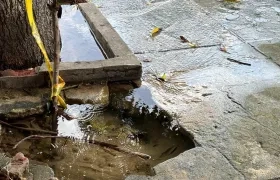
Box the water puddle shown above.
[0,85,194,180]
[59,5,105,62]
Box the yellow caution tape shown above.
[25,0,66,108]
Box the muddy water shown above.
[59,5,105,62]
[0,86,194,180]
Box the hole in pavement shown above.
[0,85,194,179]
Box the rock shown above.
[0,96,46,119]
[64,84,109,106]
[0,153,55,180]
[1,152,29,179]
[29,164,55,180]
[126,147,244,180]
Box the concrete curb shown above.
[0,2,141,89]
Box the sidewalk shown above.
[93,0,280,179]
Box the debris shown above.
[179,36,198,48]
[202,93,213,97]
[180,36,189,43]
[151,27,162,38]
[226,58,251,66]
[188,42,198,48]
[143,59,152,62]
[62,84,80,91]
[0,152,29,180]
[220,44,230,53]
[157,73,167,82]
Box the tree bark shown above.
[0,0,55,70]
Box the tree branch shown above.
[0,120,57,135]
[13,135,151,160]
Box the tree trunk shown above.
[0,0,55,70]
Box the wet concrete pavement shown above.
[91,0,280,179]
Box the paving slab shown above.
[93,0,225,53]
[249,39,280,67]
[92,0,280,179]
[127,147,245,180]
[192,0,280,42]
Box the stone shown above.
[0,153,55,180]
[126,147,244,180]
[1,152,29,179]
[0,96,46,119]
[29,164,55,180]
[64,84,109,106]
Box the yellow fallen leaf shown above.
[188,42,198,48]
[158,73,167,81]
[151,27,162,37]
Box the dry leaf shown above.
[157,73,167,82]
[180,36,189,43]
[188,42,198,48]
[151,27,162,37]
[220,44,231,54]
[143,59,152,62]
[220,45,227,52]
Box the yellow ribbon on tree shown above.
[25,0,67,108]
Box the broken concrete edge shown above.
[0,55,142,89]
[78,3,133,58]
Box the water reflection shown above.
[59,5,104,62]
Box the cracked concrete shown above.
[91,0,280,179]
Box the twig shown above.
[134,44,220,54]
[0,120,57,135]
[62,84,79,91]
[226,58,251,66]
[13,135,64,149]
[13,135,151,160]
[89,139,151,159]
